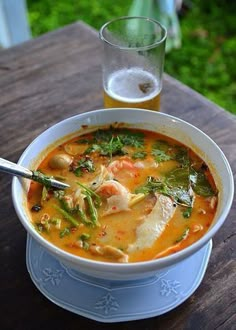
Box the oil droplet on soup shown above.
[28,127,218,263]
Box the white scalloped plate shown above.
[26,235,212,322]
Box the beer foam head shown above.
[106,68,161,103]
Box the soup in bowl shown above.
[12,109,234,280]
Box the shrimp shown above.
[108,158,135,173]
[107,158,138,179]
[96,179,128,197]
[96,180,130,215]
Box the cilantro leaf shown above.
[118,129,144,148]
[152,140,173,163]
[84,136,126,158]
[74,157,95,177]
[100,136,125,157]
[174,147,190,167]
[152,149,172,162]
[132,151,147,159]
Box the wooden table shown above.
[0,22,235,330]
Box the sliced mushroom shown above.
[90,244,128,263]
[49,153,73,170]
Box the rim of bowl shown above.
[12,108,234,273]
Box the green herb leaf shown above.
[83,191,100,227]
[34,220,50,233]
[175,227,190,243]
[53,204,80,227]
[76,181,101,207]
[135,176,167,195]
[32,170,53,189]
[152,140,172,163]
[34,223,44,233]
[100,136,125,157]
[119,129,144,148]
[165,167,190,190]
[182,207,192,218]
[135,176,193,207]
[164,167,193,206]
[78,233,91,250]
[94,127,145,147]
[84,144,101,154]
[53,190,65,200]
[153,140,170,152]
[76,182,101,227]
[74,156,95,177]
[80,233,90,241]
[59,195,76,213]
[41,186,49,202]
[152,149,172,162]
[132,151,147,159]
[94,128,113,142]
[50,218,62,229]
[82,127,145,159]
[174,147,190,167]
[84,137,126,158]
[190,168,215,196]
[167,186,193,207]
[77,206,90,225]
[60,227,70,238]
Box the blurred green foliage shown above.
[27,0,236,114]
[165,0,236,114]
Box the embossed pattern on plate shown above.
[26,235,212,323]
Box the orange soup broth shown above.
[27,128,218,263]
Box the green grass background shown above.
[27,0,236,114]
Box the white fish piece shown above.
[127,193,176,253]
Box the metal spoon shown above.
[0,157,70,190]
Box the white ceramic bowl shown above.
[12,109,234,280]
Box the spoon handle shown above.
[0,157,69,189]
[0,157,32,179]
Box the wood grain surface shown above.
[0,22,235,330]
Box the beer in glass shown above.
[99,17,167,111]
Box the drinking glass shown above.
[99,16,167,111]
